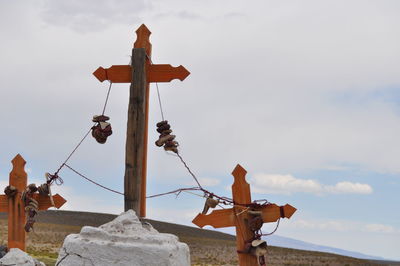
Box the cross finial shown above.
[134,24,152,56]
[11,154,26,167]
[232,164,247,181]
[232,164,251,205]
[10,154,27,187]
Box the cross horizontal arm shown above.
[32,193,67,210]
[261,203,297,223]
[93,64,190,83]
[192,208,236,228]
[0,193,66,212]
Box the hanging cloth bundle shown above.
[20,173,57,232]
[21,184,39,232]
[237,210,268,265]
[251,239,268,266]
[155,121,179,153]
[4,185,17,197]
[202,195,219,214]
[91,115,113,144]
[238,239,268,266]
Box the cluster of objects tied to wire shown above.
[3,63,277,265]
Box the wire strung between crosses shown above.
[147,54,280,243]
[18,53,280,241]
[11,82,115,233]
[53,81,114,177]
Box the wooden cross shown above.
[93,24,190,217]
[0,154,66,251]
[192,164,296,266]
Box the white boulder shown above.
[56,209,190,266]
[0,248,45,266]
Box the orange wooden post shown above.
[192,164,296,266]
[0,154,66,251]
[93,24,190,217]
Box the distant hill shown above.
[266,234,384,260]
[0,210,235,241]
[1,210,399,266]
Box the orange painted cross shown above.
[0,154,66,251]
[93,24,190,217]
[192,164,296,266]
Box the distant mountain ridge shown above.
[265,234,384,260]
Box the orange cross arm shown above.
[32,193,67,210]
[0,193,66,212]
[93,64,190,83]
[192,203,297,229]
[261,203,297,222]
[192,208,236,228]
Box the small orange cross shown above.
[0,154,66,251]
[192,164,296,266]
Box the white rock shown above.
[0,248,45,266]
[56,209,190,266]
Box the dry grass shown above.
[0,214,398,266]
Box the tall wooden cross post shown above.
[0,154,66,251]
[192,164,296,266]
[93,24,190,217]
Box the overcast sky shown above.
[0,0,400,261]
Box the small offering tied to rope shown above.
[91,115,113,144]
[155,121,179,153]
[19,172,63,232]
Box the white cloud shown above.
[39,0,151,32]
[286,218,399,235]
[251,174,373,195]
[0,180,8,192]
[326,181,373,194]
[288,219,351,232]
[364,224,397,234]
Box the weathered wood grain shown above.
[93,24,190,218]
[124,48,147,215]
